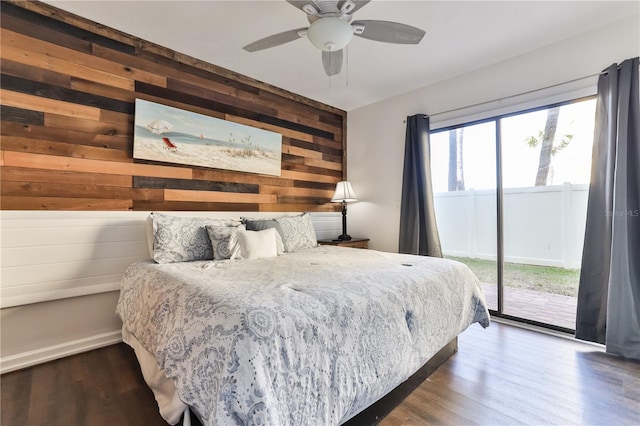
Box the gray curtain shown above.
[576,57,640,359]
[398,114,442,257]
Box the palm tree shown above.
[525,107,572,186]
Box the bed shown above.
[117,213,490,425]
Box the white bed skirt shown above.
[122,327,187,425]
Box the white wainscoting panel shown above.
[1,211,149,308]
[1,211,341,308]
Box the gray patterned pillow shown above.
[151,213,240,263]
[274,212,318,252]
[206,224,245,260]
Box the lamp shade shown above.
[307,17,354,52]
[331,181,358,203]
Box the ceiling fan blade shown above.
[243,28,307,52]
[286,1,309,11]
[352,20,425,44]
[322,50,343,76]
[338,0,371,14]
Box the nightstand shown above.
[317,238,369,249]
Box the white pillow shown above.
[241,218,286,254]
[231,228,279,260]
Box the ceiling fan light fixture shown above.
[307,17,353,52]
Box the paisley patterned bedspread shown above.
[117,246,490,425]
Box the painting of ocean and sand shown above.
[133,99,282,176]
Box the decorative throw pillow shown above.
[241,218,285,254]
[151,213,240,263]
[231,228,279,260]
[274,212,318,253]
[145,214,154,259]
[206,224,245,260]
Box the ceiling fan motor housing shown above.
[312,0,351,15]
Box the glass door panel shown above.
[431,122,498,311]
[500,99,596,329]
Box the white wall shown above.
[347,14,639,253]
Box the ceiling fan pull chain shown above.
[346,45,349,87]
[329,50,334,92]
[328,53,332,92]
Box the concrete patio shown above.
[481,283,577,330]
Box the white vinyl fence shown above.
[434,183,589,269]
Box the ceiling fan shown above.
[243,0,426,76]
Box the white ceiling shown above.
[44,1,639,111]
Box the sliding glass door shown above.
[430,121,498,312]
[430,98,596,331]
[500,100,595,329]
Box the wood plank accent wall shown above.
[0,1,346,212]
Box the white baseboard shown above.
[0,330,123,374]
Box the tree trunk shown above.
[448,129,466,191]
[456,128,465,190]
[535,106,560,186]
[448,130,457,191]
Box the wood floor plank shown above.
[2,322,639,426]
[0,367,33,426]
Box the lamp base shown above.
[337,234,352,241]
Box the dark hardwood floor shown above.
[380,321,640,426]
[2,321,638,426]
[1,341,169,426]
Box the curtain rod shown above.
[403,71,603,122]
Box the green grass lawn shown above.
[446,256,580,297]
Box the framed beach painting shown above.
[133,99,282,176]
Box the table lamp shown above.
[331,181,358,241]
